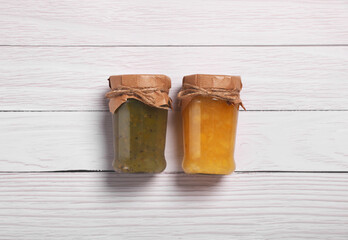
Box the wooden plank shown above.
[0,0,348,45]
[1,46,348,110]
[0,111,347,172]
[0,172,347,239]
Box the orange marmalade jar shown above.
[178,74,244,175]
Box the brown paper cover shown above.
[107,74,172,113]
[179,74,243,110]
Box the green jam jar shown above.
[107,74,172,173]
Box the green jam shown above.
[112,99,168,173]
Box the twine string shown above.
[105,86,172,110]
[177,83,245,110]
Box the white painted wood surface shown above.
[1,0,348,45]
[1,46,348,110]
[0,111,347,172]
[1,172,348,240]
[1,0,348,239]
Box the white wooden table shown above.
[1,0,348,239]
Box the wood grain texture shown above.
[1,46,348,110]
[0,0,348,45]
[0,172,347,239]
[1,0,348,238]
[0,111,347,172]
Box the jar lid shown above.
[106,74,172,113]
[109,74,171,91]
[182,74,242,90]
[178,74,244,110]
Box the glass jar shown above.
[179,74,244,175]
[107,74,172,173]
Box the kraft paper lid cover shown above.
[183,74,242,90]
[179,74,244,110]
[107,74,172,113]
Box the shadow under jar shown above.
[178,74,244,175]
[106,74,172,173]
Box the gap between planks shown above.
[1,44,348,47]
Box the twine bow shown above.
[177,83,245,110]
[105,86,172,110]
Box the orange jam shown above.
[182,96,239,174]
